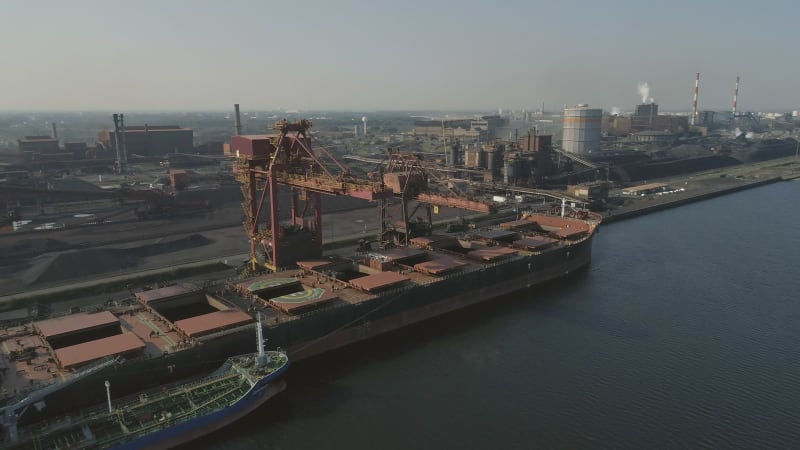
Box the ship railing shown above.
[1,356,121,414]
[411,263,484,285]
[282,296,356,319]
[470,253,543,273]
[419,233,588,263]
[109,383,249,443]
[26,395,128,436]
[45,300,139,321]
[560,232,594,246]
[255,238,588,322]
[429,247,471,259]
[287,278,426,320]
[109,373,241,413]
[193,323,258,344]
[60,374,244,439]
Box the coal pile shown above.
[25,248,143,284]
[0,238,71,266]
[128,234,212,257]
[21,234,214,285]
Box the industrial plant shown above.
[2,74,800,241]
[0,73,799,446]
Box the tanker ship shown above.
[2,317,289,450]
[0,120,600,427]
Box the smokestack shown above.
[51,122,58,140]
[144,123,149,156]
[112,114,123,173]
[119,113,128,171]
[527,129,531,152]
[691,72,700,126]
[733,75,740,117]
[234,104,242,135]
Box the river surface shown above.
[195,181,800,449]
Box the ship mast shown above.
[256,313,268,367]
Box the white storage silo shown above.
[562,104,602,154]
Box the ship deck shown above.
[0,306,184,404]
[0,212,598,407]
[5,353,288,449]
[229,213,598,326]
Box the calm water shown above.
[197,181,800,449]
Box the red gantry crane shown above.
[233,119,393,270]
[378,151,496,245]
[234,120,496,271]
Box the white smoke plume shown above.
[610,106,622,116]
[637,82,654,104]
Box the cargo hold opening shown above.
[146,291,227,322]
[255,282,304,301]
[34,311,124,350]
[48,323,122,349]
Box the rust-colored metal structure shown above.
[380,151,496,245]
[234,120,393,270]
[235,119,502,269]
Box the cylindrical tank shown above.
[485,146,497,173]
[562,104,602,154]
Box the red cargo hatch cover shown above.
[350,272,410,292]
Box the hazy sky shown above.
[2,0,798,112]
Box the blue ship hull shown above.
[112,362,289,450]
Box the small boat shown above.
[2,315,289,450]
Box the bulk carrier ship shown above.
[0,120,601,430]
[2,317,289,449]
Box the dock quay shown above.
[2,157,798,311]
[600,156,800,223]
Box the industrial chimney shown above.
[234,104,242,135]
[691,72,700,126]
[112,114,123,174]
[119,113,128,171]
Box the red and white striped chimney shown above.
[733,75,740,117]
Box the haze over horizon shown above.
[2,0,798,113]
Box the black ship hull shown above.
[15,233,595,424]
